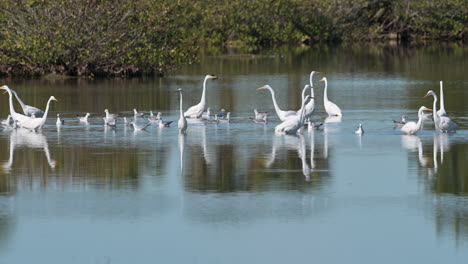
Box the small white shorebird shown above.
[355,124,364,134]
[131,122,151,131]
[184,74,218,118]
[393,115,407,126]
[56,114,64,126]
[401,106,432,135]
[104,109,118,124]
[319,77,342,116]
[219,112,230,123]
[254,109,268,120]
[177,88,187,133]
[158,119,173,128]
[77,113,90,122]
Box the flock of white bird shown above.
[0,73,459,136]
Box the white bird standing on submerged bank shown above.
[178,88,187,133]
[401,106,432,135]
[355,124,364,134]
[184,74,218,118]
[319,77,342,117]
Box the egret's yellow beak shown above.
[316,72,324,74]
[424,107,432,111]
[319,79,325,82]
[423,94,429,98]
[2,90,7,94]
[210,75,218,79]
[257,86,267,90]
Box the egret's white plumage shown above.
[304,71,321,118]
[257,85,297,121]
[437,81,447,117]
[319,77,342,116]
[275,95,310,135]
[15,96,58,131]
[1,115,12,126]
[1,85,34,125]
[184,75,217,118]
[401,106,431,135]
[424,90,457,133]
[178,89,187,133]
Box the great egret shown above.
[319,77,342,116]
[11,89,44,117]
[178,88,187,133]
[77,113,90,122]
[400,106,431,135]
[275,95,311,135]
[393,115,407,126]
[424,90,457,133]
[1,85,34,125]
[14,96,58,131]
[257,85,297,121]
[305,71,321,118]
[355,124,364,134]
[56,114,64,126]
[184,74,218,118]
[437,81,447,117]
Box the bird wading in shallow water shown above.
[400,106,432,135]
[319,77,342,117]
[184,74,218,119]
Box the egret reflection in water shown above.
[3,128,56,171]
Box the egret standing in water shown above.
[275,95,311,135]
[401,106,432,135]
[178,88,187,133]
[424,90,457,133]
[319,77,342,116]
[184,74,218,118]
[257,85,297,121]
[304,71,321,118]
[437,81,447,117]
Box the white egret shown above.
[319,77,342,116]
[1,85,34,125]
[184,74,218,118]
[11,89,44,117]
[56,114,64,126]
[304,71,322,118]
[257,85,297,121]
[401,106,432,135]
[178,89,187,133]
[355,124,364,134]
[424,90,457,133]
[14,96,58,131]
[77,113,90,122]
[437,81,447,117]
[275,95,311,135]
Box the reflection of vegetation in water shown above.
[432,143,468,195]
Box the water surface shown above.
[0,44,467,263]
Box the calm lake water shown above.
[0,44,467,263]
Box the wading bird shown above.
[319,77,342,116]
[401,106,432,135]
[184,74,218,118]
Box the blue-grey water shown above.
[0,45,467,263]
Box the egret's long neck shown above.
[12,91,27,113]
[416,108,425,130]
[41,98,54,122]
[267,87,283,117]
[323,79,329,102]
[309,72,315,87]
[298,86,308,113]
[299,96,308,124]
[199,77,208,106]
[431,94,439,124]
[6,90,18,116]
[179,92,184,117]
[439,82,445,111]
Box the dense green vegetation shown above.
[0,0,466,77]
